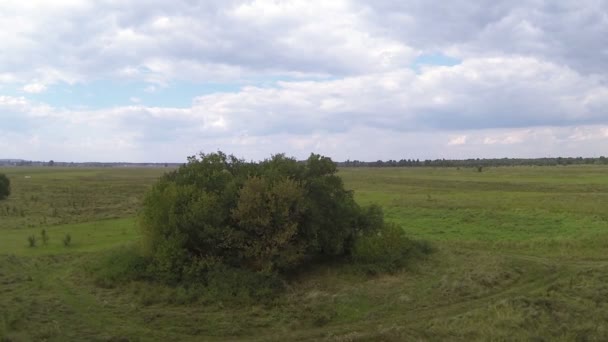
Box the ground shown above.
[1,165,608,341]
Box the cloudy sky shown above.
[1,0,607,162]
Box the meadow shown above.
[1,165,608,340]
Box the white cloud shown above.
[448,135,467,146]
[359,0,608,76]
[0,0,414,86]
[3,53,608,162]
[1,1,607,161]
[185,56,608,135]
[22,83,47,93]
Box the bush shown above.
[0,174,9,200]
[203,263,284,302]
[141,152,382,276]
[27,235,37,248]
[41,229,49,246]
[62,233,71,247]
[135,151,424,298]
[352,223,432,274]
[88,247,151,288]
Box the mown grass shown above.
[2,165,608,341]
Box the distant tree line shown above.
[0,159,180,168]
[338,156,608,168]
[4,157,606,169]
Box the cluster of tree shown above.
[0,173,10,200]
[137,152,424,294]
[339,156,608,168]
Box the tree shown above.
[139,152,388,282]
[232,176,306,271]
[0,173,10,200]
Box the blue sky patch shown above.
[16,81,243,109]
[412,53,461,72]
[10,76,337,109]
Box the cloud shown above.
[1,1,607,161]
[4,53,608,162]
[358,0,608,76]
[186,56,608,135]
[0,0,414,86]
[1,1,606,85]
[448,135,467,146]
[22,83,47,93]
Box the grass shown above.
[2,165,608,340]
[0,218,138,256]
[0,167,167,230]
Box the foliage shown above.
[140,152,398,286]
[41,229,49,245]
[88,247,151,288]
[62,233,71,247]
[352,223,431,274]
[0,174,9,200]
[27,235,36,248]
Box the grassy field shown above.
[2,165,608,340]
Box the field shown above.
[2,166,608,340]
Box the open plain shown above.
[2,165,608,341]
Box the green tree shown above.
[0,173,10,200]
[139,152,389,283]
[232,176,306,271]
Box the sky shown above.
[1,0,607,162]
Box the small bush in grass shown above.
[27,235,36,248]
[203,262,285,302]
[40,229,49,245]
[146,254,284,303]
[88,247,151,288]
[62,233,71,247]
[352,223,432,275]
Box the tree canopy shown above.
[139,152,394,283]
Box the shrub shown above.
[135,151,424,298]
[41,229,49,245]
[0,174,9,200]
[88,247,151,288]
[140,152,383,278]
[352,223,431,274]
[62,233,71,247]
[27,235,36,248]
[203,262,284,302]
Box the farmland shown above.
[2,165,608,340]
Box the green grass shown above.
[2,165,608,340]
[0,167,168,230]
[0,218,139,256]
[341,166,608,253]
